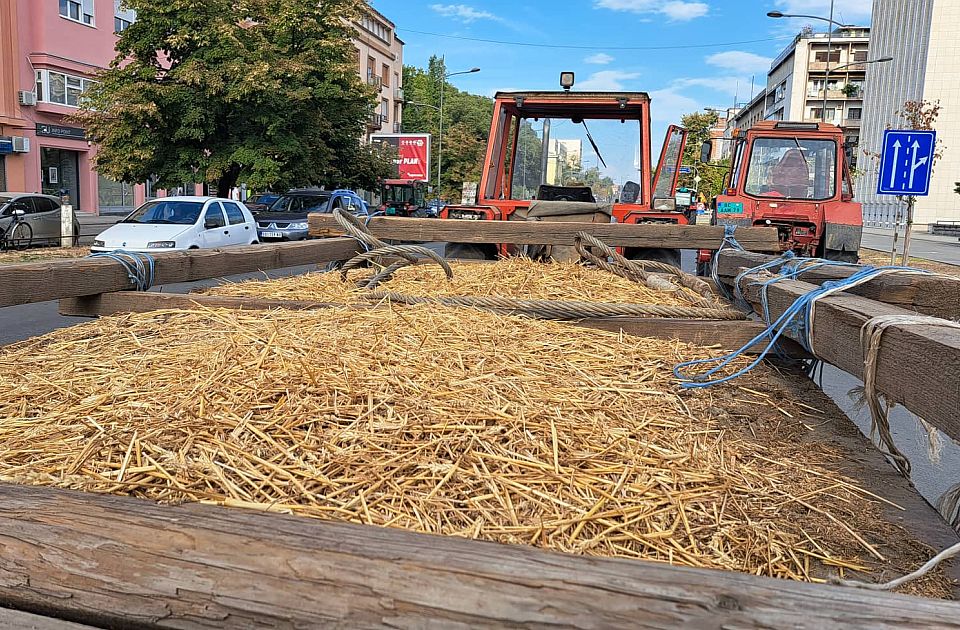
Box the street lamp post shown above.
[436,59,480,198]
[768,3,848,123]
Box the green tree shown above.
[401,57,493,200]
[75,0,393,196]
[676,110,728,201]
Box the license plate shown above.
[261,231,283,238]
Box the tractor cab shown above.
[699,121,861,265]
[380,179,427,217]
[441,73,689,263]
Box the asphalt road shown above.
[861,228,960,265]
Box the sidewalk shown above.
[861,227,960,266]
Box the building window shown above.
[59,0,95,26]
[847,107,862,120]
[814,50,841,63]
[810,107,836,121]
[381,98,389,122]
[382,63,390,87]
[853,50,868,62]
[360,15,391,42]
[36,70,97,108]
[114,0,136,32]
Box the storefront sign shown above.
[0,137,12,154]
[35,124,86,140]
[370,133,431,182]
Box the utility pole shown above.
[821,0,835,124]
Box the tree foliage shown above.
[675,110,727,200]
[401,57,492,201]
[75,0,393,196]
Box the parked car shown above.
[245,193,280,213]
[0,193,80,248]
[91,197,258,253]
[255,189,367,242]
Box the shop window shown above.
[59,0,94,25]
[98,174,135,212]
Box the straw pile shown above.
[206,258,704,306]
[0,304,941,589]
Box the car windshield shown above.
[744,137,837,200]
[268,195,330,213]
[123,200,204,225]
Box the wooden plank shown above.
[309,215,781,251]
[736,273,960,443]
[58,291,803,356]
[0,607,96,630]
[715,250,960,320]
[0,238,361,309]
[1,484,958,629]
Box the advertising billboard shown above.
[371,133,432,182]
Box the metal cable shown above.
[368,292,748,321]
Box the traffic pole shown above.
[901,196,916,267]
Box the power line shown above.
[395,28,790,51]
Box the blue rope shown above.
[674,258,932,389]
[710,225,744,301]
[88,250,156,291]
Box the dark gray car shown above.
[0,193,80,247]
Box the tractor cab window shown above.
[384,185,415,204]
[744,138,837,200]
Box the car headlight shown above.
[288,222,309,230]
[92,239,105,247]
[147,241,177,248]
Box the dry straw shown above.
[0,300,943,589]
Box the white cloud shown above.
[577,70,642,91]
[648,89,700,121]
[594,0,709,21]
[660,1,708,20]
[429,4,503,23]
[774,0,872,24]
[585,53,615,65]
[672,76,749,97]
[706,51,773,74]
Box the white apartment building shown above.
[352,6,404,140]
[764,27,870,148]
[858,0,960,228]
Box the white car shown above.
[91,197,258,253]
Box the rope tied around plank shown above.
[672,257,939,391]
[332,209,453,289]
[573,231,727,310]
[368,292,748,321]
[87,250,156,291]
[711,225,745,301]
[859,314,960,478]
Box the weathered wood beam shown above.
[309,215,781,251]
[736,273,960,443]
[0,607,97,629]
[0,238,361,309]
[58,291,801,356]
[715,250,960,320]
[1,484,958,629]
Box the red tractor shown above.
[440,74,689,265]
[380,179,427,217]
[697,121,862,274]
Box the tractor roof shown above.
[494,91,650,120]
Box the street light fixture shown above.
[437,63,480,198]
[767,2,854,124]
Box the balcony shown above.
[843,117,862,128]
[367,75,383,91]
[367,112,384,129]
[394,87,404,102]
[393,122,401,133]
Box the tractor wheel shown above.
[824,248,859,264]
[625,247,682,270]
[10,222,32,251]
[445,242,497,260]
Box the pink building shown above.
[0,0,154,214]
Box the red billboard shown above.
[371,133,432,182]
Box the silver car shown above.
[0,193,80,247]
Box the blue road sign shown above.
[678,166,693,174]
[877,129,936,196]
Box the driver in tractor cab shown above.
[769,149,811,198]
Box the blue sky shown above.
[371,0,873,181]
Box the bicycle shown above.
[0,206,32,251]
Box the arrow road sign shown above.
[877,129,936,196]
